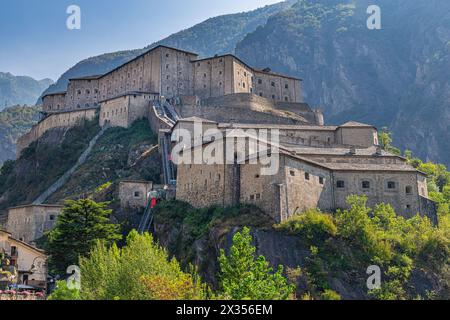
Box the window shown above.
[258,79,262,84]
[319,177,324,185]
[219,71,222,75]
[272,95,276,100]
[243,83,246,88]
[271,81,275,87]
[337,180,345,188]
[387,181,396,189]
[134,191,141,198]
[285,84,289,89]
[256,194,261,200]
[362,181,371,189]
[244,72,247,77]
[290,170,295,177]
[406,186,413,194]
[255,174,260,179]
[204,73,207,78]
[166,64,169,69]
[166,53,169,57]
[49,215,55,221]
[284,97,289,102]
[86,89,90,95]
[406,204,411,209]
[305,173,310,180]
[77,90,81,95]
[259,92,263,97]
[250,195,255,200]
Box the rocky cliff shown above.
[236,0,450,165]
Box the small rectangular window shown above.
[337,180,345,188]
[305,173,310,180]
[256,194,261,200]
[362,181,370,189]
[387,181,396,189]
[319,177,324,185]
[290,170,295,177]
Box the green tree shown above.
[79,231,207,300]
[47,280,81,300]
[218,227,295,300]
[378,127,401,155]
[46,199,122,274]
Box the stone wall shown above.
[100,93,157,128]
[6,205,62,244]
[42,93,67,113]
[178,93,316,125]
[66,78,100,110]
[332,171,424,219]
[176,163,236,208]
[253,70,302,103]
[16,108,98,157]
[336,126,378,148]
[119,181,153,209]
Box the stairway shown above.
[137,201,154,234]
[160,132,175,185]
[33,125,109,205]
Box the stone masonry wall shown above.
[16,108,98,157]
[6,205,62,244]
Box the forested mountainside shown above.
[39,1,294,98]
[0,72,52,109]
[0,105,40,165]
[38,0,449,165]
[235,0,450,165]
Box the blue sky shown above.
[0,0,280,81]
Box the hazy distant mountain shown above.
[0,72,52,110]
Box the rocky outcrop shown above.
[236,0,450,166]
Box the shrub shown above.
[275,209,337,243]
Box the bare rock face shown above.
[236,0,450,166]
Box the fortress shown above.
[9,44,437,244]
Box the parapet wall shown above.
[177,93,317,125]
[16,108,98,157]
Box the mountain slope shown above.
[235,0,450,165]
[0,72,52,109]
[40,1,294,99]
[0,105,40,165]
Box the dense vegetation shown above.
[275,196,449,300]
[0,105,40,165]
[44,199,122,274]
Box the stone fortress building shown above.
[11,44,437,244]
[173,118,436,223]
